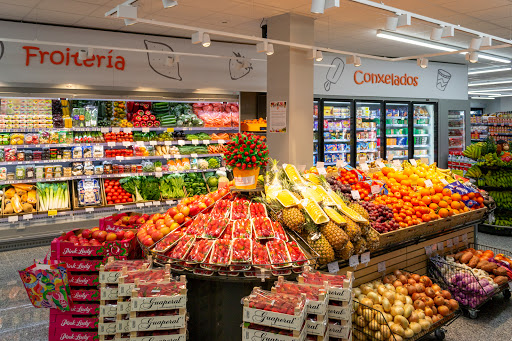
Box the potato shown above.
[460,252,473,264]
[476,260,488,269]
[493,267,508,277]
[22,203,33,213]
[494,276,508,285]
[482,262,498,273]
[454,252,465,261]
[468,255,479,268]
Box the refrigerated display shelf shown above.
[324,150,348,154]
[0,153,223,166]
[0,140,226,149]
[324,115,350,119]
[391,155,408,159]
[415,145,430,148]
[414,124,431,127]
[324,139,350,142]
[488,132,512,136]
[387,134,408,137]
[449,146,463,149]
[387,124,408,127]
[471,139,486,142]
[0,167,223,185]
[448,127,463,130]
[413,134,430,137]
[356,128,378,131]
[0,127,239,133]
[387,146,408,149]
[448,135,464,138]
[357,149,378,153]
[359,138,377,142]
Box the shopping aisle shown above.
[0,246,49,341]
[0,234,510,341]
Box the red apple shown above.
[124,231,135,240]
[180,206,190,217]
[173,213,185,224]
[142,214,150,220]
[128,216,138,225]
[136,217,146,224]
[91,230,101,240]
[82,229,92,239]
[106,232,117,242]
[184,216,193,227]
[167,207,179,217]
[115,230,125,240]
[121,216,130,224]
[97,231,108,242]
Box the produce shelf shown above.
[478,223,512,236]
[0,127,239,133]
[0,167,223,185]
[0,139,226,149]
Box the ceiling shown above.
[2,0,512,95]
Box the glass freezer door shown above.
[413,103,435,163]
[355,101,381,163]
[448,110,465,153]
[385,102,409,161]
[314,100,319,165]
[322,101,351,165]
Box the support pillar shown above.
[266,13,315,166]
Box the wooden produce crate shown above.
[101,179,135,207]
[2,184,39,218]
[36,181,72,215]
[72,178,105,210]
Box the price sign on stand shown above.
[424,245,433,256]
[122,141,130,147]
[8,216,18,222]
[178,140,185,146]
[361,252,371,266]
[203,140,210,145]
[351,190,361,200]
[136,203,144,208]
[155,172,163,178]
[23,214,33,220]
[378,261,386,273]
[371,185,381,195]
[376,159,385,168]
[393,159,401,169]
[446,239,453,248]
[388,154,394,161]
[349,255,359,269]
[100,127,109,133]
[191,140,199,145]
[424,179,433,188]
[166,200,175,206]
[360,162,369,172]
[440,178,449,185]
[142,127,150,133]
[218,139,226,144]
[144,202,153,207]
[191,153,198,158]
[164,141,172,146]
[112,128,120,133]
[453,236,459,246]
[409,159,417,166]
[327,261,340,274]
[107,142,116,147]
[336,160,347,168]
[115,205,123,210]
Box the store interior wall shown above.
[470,99,502,114]
[240,92,267,121]
[438,99,471,168]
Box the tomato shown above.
[112,195,118,200]
[121,199,127,203]
[106,186,112,191]
[106,196,112,201]
[127,198,133,202]
[108,201,113,205]
[114,185,119,190]
[115,199,121,203]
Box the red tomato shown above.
[106,196,112,201]
[112,195,118,200]
[115,199,120,203]
[108,201,113,204]
[121,199,127,203]
[127,198,133,202]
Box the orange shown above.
[431,195,441,204]
[422,196,432,205]
[382,167,393,176]
[439,200,448,208]
[429,212,439,220]
[442,196,453,204]
[451,201,461,210]
[433,184,444,193]
[438,208,449,218]
[403,168,413,176]
[417,179,425,187]
[476,197,484,204]
[420,188,430,197]
[452,209,459,215]
[462,195,469,201]
[442,188,452,196]
[430,188,436,195]
[468,192,476,199]
[401,179,411,187]
[447,209,454,216]
[429,203,439,210]
[464,206,470,212]
[403,196,411,202]
[422,214,431,222]
[451,193,462,202]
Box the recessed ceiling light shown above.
[468,67,511,75]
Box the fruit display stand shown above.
[427,243,512,318]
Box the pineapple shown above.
[349,202,370,220]
[307,232,335,265]
[337,240,354,260]
[353,239,367,254]
[365,228,380,251]
[282,207,305,232]
[320,221,349,252]
[344,217,362,242]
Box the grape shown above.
[360,202,400,233]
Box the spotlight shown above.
[470,37,482,50]
[466,51,478,63]
[442,25,454,38]
[315,50,323,62]
[162,0,178,8]
[124,18,137,26]
[87,47,94,58]
[78,49,87,61]
[481,36,492,47]
[386,16,399,31]
[166,55,179,66]
[417,58,428,68]
[192,32,211,47]
[256,41,274,55]
[397,13,411,28]
[310,0,339,14]
[430,27,443,41]
[347,55,361,67]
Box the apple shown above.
[151,231,163,241]
[184,216,193,227]
[115,230,125,240]
[97,231,108,242]
[136,217,146,224]
[128,216,138,225]
[91,230,101,240]
[198,202,207,210]
[121,216,130,224]
[170,222,180,231]
[167,207,179,217]
[204,198,214,207]
[82,229,92,239]
[160,226,170,236]
[91,227,99,231]
[106,232,117,242]
[124,230,135,240]
[180,206,190,217]
[142,214,150,220]
[173,213,185,224]
[188,204,200,217]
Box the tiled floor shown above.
[0,234,510,341]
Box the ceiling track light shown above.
[430,27,443,41]
[308,49,323,61]
[166,55,179,66]
[124,18,137,26]
[442,25,454,38]
[397,13,411,28]
[417,58,428,68]
[386,16,399,31]
[481,36,492,47]
[78,49,87,61]
[311,0,339,14]
[468,67,511,75]
[256,41,274,55]
[347,55,361,66]
[466,51,478,63]
[191,31,211,47]
[470,37,482,50]
[162,0,178,8]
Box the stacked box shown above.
[116,266,171,340]
[273,277,329,341]
[98,259,148,340]
[299,269,353,341]
[242,287,307,341]
[129,276,188,341]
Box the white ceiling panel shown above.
[23,9,83,25]
[0,3,34,20]
[34,0,99,15]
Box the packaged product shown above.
[94,165,104,175]
[5,147,16,161]
[10,133,24,145]
[63,167,72,177]
[71,162,83,176]
[266,239,291,267]
[231,238,252,263]
[39,131,50,144]
[15,166,26,180]
[77,178,101,206]
[103,161,112,174]
[203,217,229,239]
[44,166,53,179]
[186,239,215,263]
[62,149,72,160]
[54,165,63,178]
[0,148,4,162]
[25,165,35,179]
[83,161,94,176]
[49,131,59,144]
[82,146,92,158]
[252,217,275,239]
[16,150,25,161]
[58,131,67,144]
[72,146,83,159]
[35,166,44,179]
[24,150,33,161]
[0,133,9,145]
[0,167,6,180]
[25,133,39,144]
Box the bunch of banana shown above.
[477,169,512,188]
[436,167,456,183]
[463,142,486,160]
[477,153,506,167]
[465,165,483,178]
[489,191,512,209]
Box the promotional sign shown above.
[0,21,265,93]
[314,54,468,100]
[269,101,287,133]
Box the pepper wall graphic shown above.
[324,57,345,91]
[436,69,452,91]
[229,51,253,80]
[144,40,182,81]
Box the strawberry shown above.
[252,217,275,239]
[286,241,307,266]
[231,238,252,263]
[210,239,232,265]
[170,235,195,260]
[231,199,250,220]
[232,219,252,239]
[203,218,229,239]
[250,203,267,219]
[272,221,288,241]
[266,239,291,266]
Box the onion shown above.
[393,280,403,288]
[353,288,362,297]
[425,287,435,298]
[438,305,450,316]
[415,283,425,293]
[394,315,409,329]
[424,307,433,317]
[403,304,413,318]
[404,328,414,338]
[390,305,404,317]
[424,297,434,308]
[405,296,413,305]
[413,300,425,310]
[390,323,405,337]
[361,284,373,295]
[399,275,408,285]
[420,276,432,287]
[394,269,403,277]
[383,291,395,304]
[408,278,417,286]
[419,319,431,331]
[367,291,380,304]
[394,300,404,307]
[408,311,419,323]
[412,274,421,282]
[431,284,441,292]
[441,290,452,300]
[377,285,387,296]
[448,299,459,311]
[410,321,422,334]
[383,276,391,284]
[411,293,421,301]
[434,296,445,306]
[415,310,425,319]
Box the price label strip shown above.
[349,254,359,269]
[360,252,370,266]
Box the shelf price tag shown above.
[203,140,210,145]
[167,128,174,133]
[149,140,157,146]
[318,167,327,175]
[86,207,94,213]
[424,245,433,256]
[107,142,116,147]
[48,210,58,217]
[136,203,144,208]
[218,139,225,144]
[378,261,386,273]
[122,141,130,147]
[336,160,347,168]
[376,159,385,168]
[424,179,433,188]
[123,128,132,133]
[409,159,417,166]
[453,236,459,246]
[144,202,153,207]
[191,139,199,145]
[178,140,185,146]
[360,162,369,172]
[360,252,371,266]
[155,172,163,178]
[371,185,381,195]
[191,153,199,158]
[8,215,18,222]
[437,242,444,252]
[142,127,150,133]
[446,239,453,248]
[162,141,171,146]
[174,154,181,159]
[163,154,171,159]
[112,128,120,133]
[115,205,123,210]
[166,200,175,205]
[349,255,359,269]
[153,201,161,206]
[136,141,144,146]
[100,127,109,133]
[23,214,33,220]
[115,156,124,161]
[393,159,401,169]
[351,190,360,200]
[327,261,340,274]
